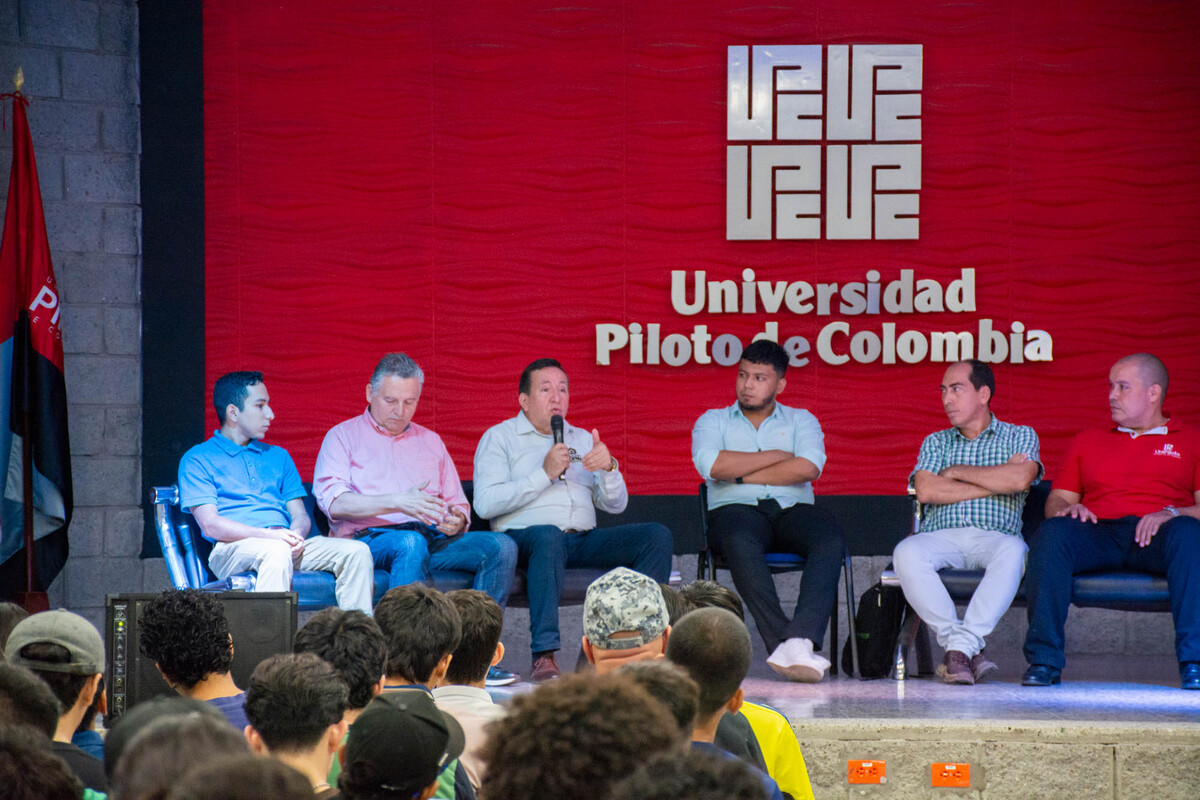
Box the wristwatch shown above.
[1164,506,1180,517]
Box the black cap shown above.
[344,690,466,796]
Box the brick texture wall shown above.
[1,0,164,632]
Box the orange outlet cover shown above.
[932,762,971,788]
[848,759,886,784]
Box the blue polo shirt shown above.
[178,432,305,538]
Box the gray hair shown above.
[370,353,425,390]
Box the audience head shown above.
[6,609,104,719]
[0,724,84,800]
[658,583,694,625]
[582,567,671,673]
[110,711,248,800]
[0,663,61,737]
[666,607,752,722]
[618,659,700,739]
[444,589,505,686]
[479,673,680,800]
[244,652,349,755]
[166,754,313,800]
[374,585,462,686]
[212,370,264,425]
[606,748,770,800]
[104,696,223,780]
[341,690,465,800]
[294,607,387,712]
[679,580,745,620]
[138,589,233,690]
[0,601,30,656]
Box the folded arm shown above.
[740,455,822,486]
[939,454,1040,495]
[708,449,795,482]
[912,470,993,504]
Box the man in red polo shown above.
[1022,353,1200,689]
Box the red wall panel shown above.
[203,0,1200,495]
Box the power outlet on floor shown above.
[848,759,887,784]
[932,762,971,788]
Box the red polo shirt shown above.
[1054,421,1200,519]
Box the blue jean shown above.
[358,526,518,607]
[1023,515,1200,669]
[503,522,673,654]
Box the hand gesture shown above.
[436,509,467,536]
[543,443,570,481]
[394,480,448,526]
[582,429,613,472]
[1135,510,1173,547]
[273,528,306,559]
[1055,503,1097,523]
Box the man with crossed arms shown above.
[894,359,1040,684]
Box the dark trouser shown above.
[707,500,846,652]
[502,522,674,654]
[1024,515,1200,669]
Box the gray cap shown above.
[583,567,669,650]
[5,609,105,675]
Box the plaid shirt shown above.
[911,416,1042,536]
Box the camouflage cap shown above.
[583,567,669,650]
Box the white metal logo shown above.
[726,45,923,240]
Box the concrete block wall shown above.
[1,0,165,633]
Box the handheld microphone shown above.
[550,415,564,445]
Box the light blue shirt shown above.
[178,432,305,538]
[473,412,627,532]
[692,402,827,511]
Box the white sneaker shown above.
[767,637,830,683]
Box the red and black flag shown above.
[0,89,73,599]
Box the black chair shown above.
[695,482,858,676]
[885,481,1171,679]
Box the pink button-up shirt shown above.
[313,409,470,538]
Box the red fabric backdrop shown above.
[203,0,1200,495]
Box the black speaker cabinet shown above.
[105,591,297,722]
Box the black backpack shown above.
[842,581,908,679]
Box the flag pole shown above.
[11,67,49,613]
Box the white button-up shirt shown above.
[692,401,827,511]
[473,412,627,532]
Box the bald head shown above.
[1115,353,1168,398]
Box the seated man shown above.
[5,609,108,793]
[179,371,373,612]
[139,589,249,730]
[692,339,846,682]
[243,653,349,799]
[473,358,674,681]
[894,360,1040,684]
[665,607,784,800]
[314,353,517,684]
[1023,353,1200,689]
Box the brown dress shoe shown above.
[530,653,561,683]
[937,650,975,685]
[970,650,998,682]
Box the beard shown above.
[738,394,776,414]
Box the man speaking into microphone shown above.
[473,358,673,682]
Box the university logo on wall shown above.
[726,45,922,240]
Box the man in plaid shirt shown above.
[893,360,1042,684]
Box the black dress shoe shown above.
[1181,662,1200,690]
[1021,664,1061,686]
